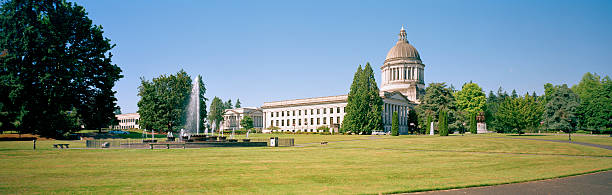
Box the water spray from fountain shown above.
[185,76,201,135]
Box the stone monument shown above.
[476,111,488,134]
[429,122,434,135]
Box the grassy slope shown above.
[0,135,611,194]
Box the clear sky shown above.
[71,0,612,113]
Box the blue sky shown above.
[71,0,612,113]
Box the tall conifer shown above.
[342,66,363,133]
[363,63,384,134]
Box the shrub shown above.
[391,111,399,136]
[439,110,449,136]
[469,112,477,134]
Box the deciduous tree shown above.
[0,0,122,137]
[240,115,253,130]
[137,70,192,132]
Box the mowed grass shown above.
[0,135,611,194]
[499,134,612,147]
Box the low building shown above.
[112,113,140,130]
[222,107,263,130]
[261,91,414,134]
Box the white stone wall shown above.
[262,102,347,133]
[112,113,140,130]
[222,108,263,130]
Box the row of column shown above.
[383,103,409,126]
[385,66,423,83]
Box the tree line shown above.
[416,72,611,136]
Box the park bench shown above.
[149,143,186,149]
[53,144,70,149]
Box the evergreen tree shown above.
[197,75,208,131]
[511,89,518,99]
[469,112,477,134]
[543,84,580,140]
[363,63,383,134]
[208,97,225,132]
[235,98,242,108]
[342,65,364,133]
[224,100,233,110]
[439,110,449,136]
[485,90,500,131]
[391,111,399,136]
[416,83,455,122]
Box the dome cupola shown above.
[384,26,421,64]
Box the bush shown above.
[391,111,399,136]
[469,112,477,134]
[439,110,449,136]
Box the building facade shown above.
[261,28,424,134]
[222,107,263,130]
[112,113,140,130]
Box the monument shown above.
[476,111,488,134]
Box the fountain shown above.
[185,76,201,135]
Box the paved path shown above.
[406,170,612,195]
[493,136,612,150]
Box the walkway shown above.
[406,170,612,195]
[492,136,612,150]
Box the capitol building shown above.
[224,27,425,134]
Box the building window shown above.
[282,111,285,117]
[293,110,295,116]
[337,117,340,124]
[311,118,314,125]
[299,110,301,115]
[298,119,301,125]
[317,109,320,114]
[330,117,333,124]
[281,120,284,126]
[276,120,279,126]
[271,120,273,126]
[276,112,279,117]
[330,108,333,114]
[287,119,290,126]
[311,109,313,115]
[293,119,295,126]
[317,118,320,125]
[337,107,340,113]
[323,117,326,124]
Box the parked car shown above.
[371,131,386,135]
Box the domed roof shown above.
[385,27,421,63]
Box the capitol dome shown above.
[380,26,425,103]
[384,27,421,64]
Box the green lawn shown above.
[497,134,612,147]
[0,134,611,194]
